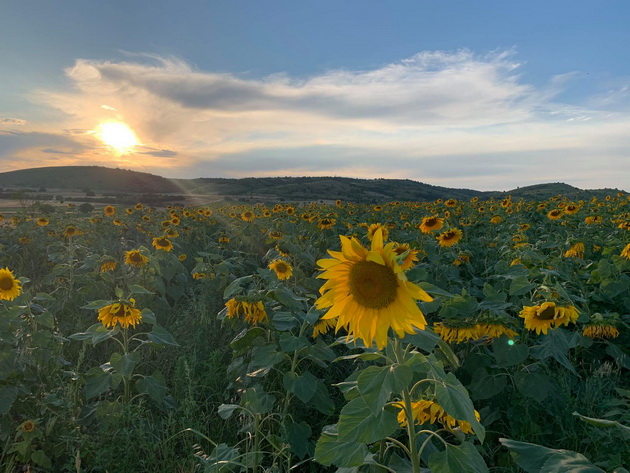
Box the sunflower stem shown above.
[393,338,421,473]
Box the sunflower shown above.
[584,216,602,225]
[18,237,30,245]
[490,216,502,224]
[97,299,142,329]
[63,225,83,237]
[547,209,563,220]
[36,217,49,226]
[124,250,149,268]
[192,272,208,279]
[315,228,432,350]
[419,216,444,234]
[453,254,470,266]
[582,324,619,339]
[152,236,174,252]
[218,236,230,244]
[0,268,22,301]
[395,399,480,434]
[476,322,518,340]
[621,243,630,260]
[100,260,117,272]
[434,321,480,343]
[135,203,144,210]
[178,254,187,261]
[437,228,463,247]
[112,219,124,226]
[316,217,334,230]
[392,243,419,271]
[268,230,283,240]
[241,210,255,222]
[225,298,268,324]
[367,223,389,241]
[564,204,579,215]
[519,302,580,335]
[103,205,116,217]
[444,199,457,207]
[564,242,584,259]
[312,317,337,338]
[269,259,293,280]
[21,420,36,433]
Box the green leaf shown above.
[69,323,101,341]
[357,364,412,413]
[230,326,266,351]
[91,325,119,345]
[140,308,156,325]
[135,371,167,403]
[310,379,336,415]
[147,325,179,346]
[314,424,369,468]
[82,300,112,310]
[271,311,299,331]
[500,438,604,473]
[469,372,507,401]
[531,330,578,376]
[283,371,318,403]
[418,282,455,298]
[84,367,113,399]
[223,275,253,299]
[434,373,485,442]
[402,328,440,353]
[338,396,399,444]
[217,403,240,420]
[573,412,630,437]
[514,370,551,402]
[201,443,241,472]
[509,276,536,296]
[492,337,529,368]
[288,421,312,459]
[428,442,489,473]
[30,450,52,469]
[129,284,154,295]
[242,386,276,414]
[278,333,310,353]
[0,386,18,415]
[110,352,140,377]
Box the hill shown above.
[0,166,625,204]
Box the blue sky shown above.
[1,1,629,190]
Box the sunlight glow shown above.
[97,122,138,154]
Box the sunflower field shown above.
[0,194,629,472]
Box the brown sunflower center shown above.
[157,238,169,246]
[129,252,142,262]
[348,260,398,309]
[275,262,287,273]
[537,305,556,320]
[442,231,456,241]
[425,218,437,226]
[0,276,15,291]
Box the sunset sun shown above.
[97,122,138,153]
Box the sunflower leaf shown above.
[434,372,485,443]
[428,442,489,473]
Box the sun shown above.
[97,122,138,153]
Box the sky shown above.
[1,1,629,191]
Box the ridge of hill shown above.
[0,166,625,204]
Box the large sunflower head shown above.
[0,267,22,301]
[268,259,293,280]
[396,399,480,434]
[152,236,174,252]
[103,205,116,217]
[241,210,255,222]
[419,216,444,234]
[437,228,463,247]
[315,228,433,349]
[124,249,149,267]
[519,302,578,334]
[225,298,268,324]
[97,299,142,329]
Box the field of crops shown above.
[1,194,629,472]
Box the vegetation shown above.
[0,190,629,472]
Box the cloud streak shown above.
[2,50,629,191]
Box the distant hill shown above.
[0,166,625,204]
[0,166,180,194]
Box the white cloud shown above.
[6,50,630,191]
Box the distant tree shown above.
[55,195,64,203]
[85,190,95,197]
[78,203,94,214]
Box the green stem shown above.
[393,338,421,473]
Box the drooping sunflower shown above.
[97,299,142,329]
[395,399,480,434]
[437,228,463,248]
[103,205,116,217]
[100,260,117,272]
[312,317,337,338]
[419,216,444,234]
[621,243,630,260]
[434,320,480,343]
[269,259,293,280]
[225,298,268,324]
[0,267,22,301]
[519,302,579,335]
[124,250,149,268]
[476,322,518,340]
[315,228,432,350]
[152,236,174,252]
[367,223,389,242]
[564,242,585,259]
[582,324,619,339]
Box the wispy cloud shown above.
[3,50,629,190]
[0,118,27,126]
